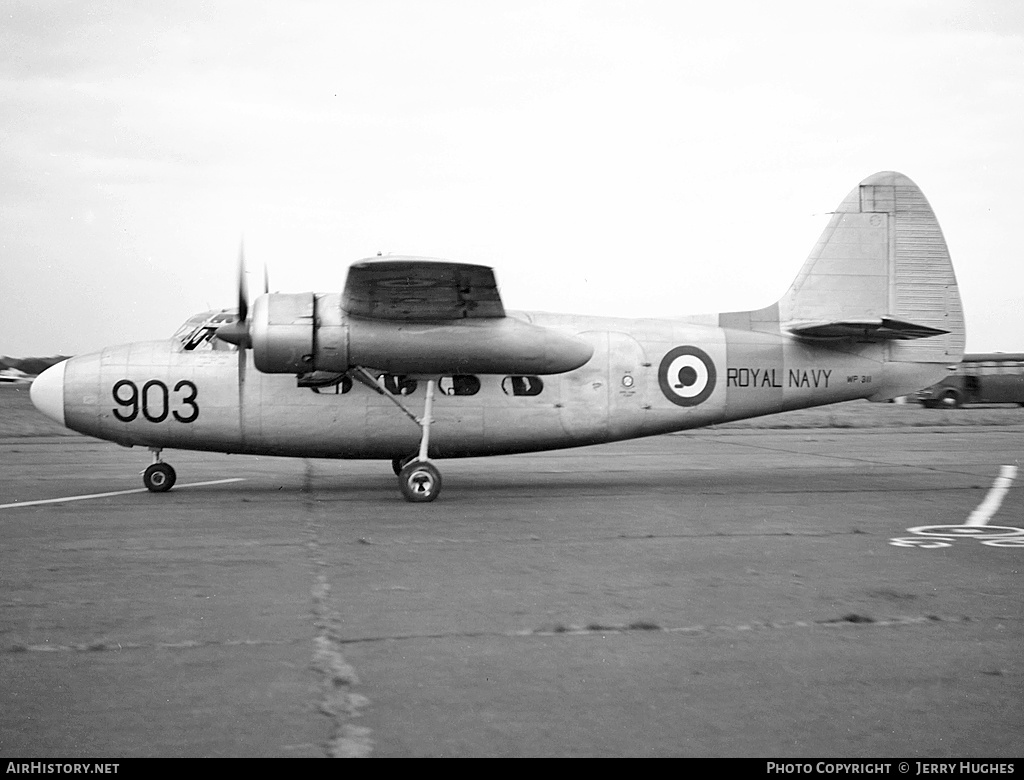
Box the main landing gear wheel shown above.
[143,462,177,492]
[354,371,442,502]
[398,460,442,502]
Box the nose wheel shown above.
[143,462,176,492]
[142,448,176,492]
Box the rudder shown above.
[779,171,965,363]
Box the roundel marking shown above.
[658,346,716,407]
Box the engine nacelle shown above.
[249,292,593,375]
[251,293,348,374]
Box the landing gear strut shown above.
[143,447,176,492]
[353,369,443,502]
[397,377,441,502]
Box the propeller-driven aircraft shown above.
[31,172,965,501]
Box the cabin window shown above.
[502,376,544,396]
[439,375,481,396]
[379,374,417,396]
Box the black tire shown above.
[143,462,176,492]
[391,455,415,476]
[940,389,962,408]
[398,460,442,502]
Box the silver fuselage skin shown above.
[46,310,945,461]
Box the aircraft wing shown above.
[342,258,505,320]
[787,316,949,341]
[308,257,593,375]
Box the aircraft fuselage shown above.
[51,311,940,461]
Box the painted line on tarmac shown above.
[966,464,1017,526]
[890,465,1023,548]
[0,478,245,510]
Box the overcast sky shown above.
[2,0,1022,357]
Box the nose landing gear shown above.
[143,448,176,492]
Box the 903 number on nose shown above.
[112,379,199,423]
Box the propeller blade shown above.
[215,240,253,348]
[237,241,249,325]
[237,336,247,425]
[235,242,249,426]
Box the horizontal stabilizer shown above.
[788,316,950,341]
[343,257,506,320]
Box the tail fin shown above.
[724,171,966,363]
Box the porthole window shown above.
[379,374,418,396]
[439,375,481,396]
[501,376,544,396]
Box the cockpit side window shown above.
[183,327,215,351]
[174,310,238,352]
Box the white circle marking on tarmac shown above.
[890,465,1021,549]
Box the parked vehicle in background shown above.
[915,353,1024,407]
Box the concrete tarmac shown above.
[0,426,1021,757]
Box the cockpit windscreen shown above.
[173,309,239,352]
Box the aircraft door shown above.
[558,331,648,441]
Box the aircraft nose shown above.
[30,360,67,427]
